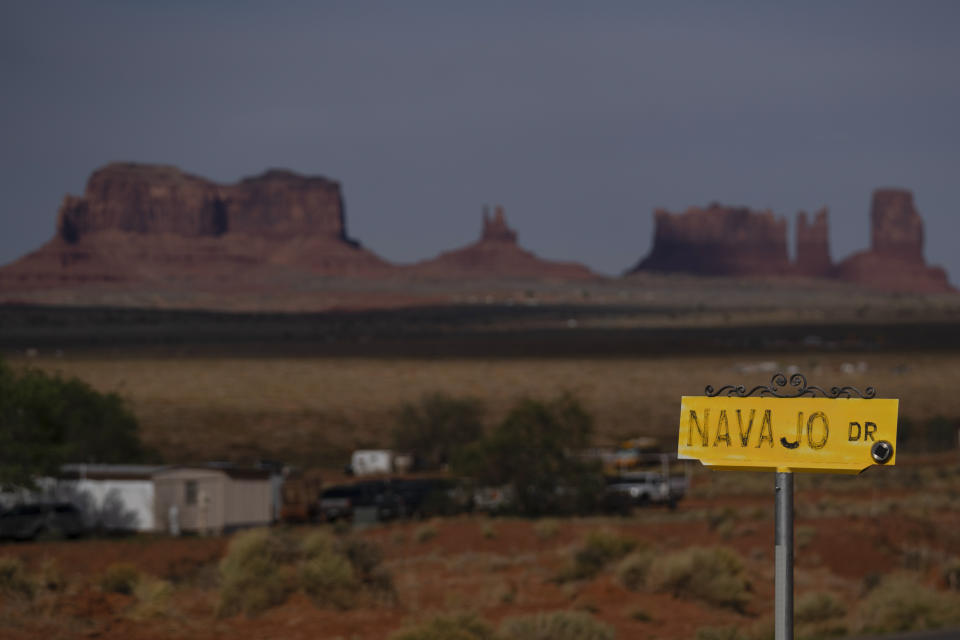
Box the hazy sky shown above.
[2,2,958,280]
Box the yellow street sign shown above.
[677,396,899,473]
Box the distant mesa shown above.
[405,205,595,280]
[628,203,791,277]
[628,189,952,293]
[0,162,390,289]
[835,189,952,294]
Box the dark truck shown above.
[0,503,86,540]
[318,476,467,522]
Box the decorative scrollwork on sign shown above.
[704,372,876,399]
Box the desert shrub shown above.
[0,556,34,599]
[129,576,173,620]
[709,507,739,535]
[37,558,66,592]
[695,627,742,640]
[902,544,943,571]
[795,591,845,624]
[534,519,559,540]
[648,547,750,612]
[218,527,393,617]
[390,613,498,640]
[341,536,383,578]
[500,610,614,640]
[694,621,774,640]
[481,522,496,539]
[856,573,960,633]
[415,524,437,543]
[300,551,358,609]
[100,562,140,595]
[616,550,655,591]
[899,415,960,453]
[494,580,517,604]
[217,528,298,617]
[944,557,960,591]
[795,525,817,550]
[302,530,337,558]
[558,530,636,582]
[339,535,394,601]
[627,607,652,622]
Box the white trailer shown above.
[56,464,165,532]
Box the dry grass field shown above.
[7,352,960,466]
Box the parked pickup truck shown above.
[0,502,86,540]
[604,472,687,508]
[318,477,468,522]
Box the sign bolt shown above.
[871,440,893,464]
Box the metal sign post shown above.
[775,471,793,640]
[676,373,898,640]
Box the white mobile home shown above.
[57,464,165,532]
[153,466,273,535]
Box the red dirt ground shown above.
[2,459,959,639]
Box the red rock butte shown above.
[629,189,953,293]
[835,189,952,293]
[629,204,791,277]
[0,163,392,289]
[404,205,595,280]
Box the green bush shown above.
[616,550,655,591]
[648,547,750,612]
[390,613,499,640]
[795,591,845,624]
[393,393,485,470]
[856,573,960,633]
[453,393,603,516]
[500,610,614,640]
[558,530,636,582]
[100,562,140,595]
[217,528,298,617]
[0,360,154,488]
[0,556,34,600]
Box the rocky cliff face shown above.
[868,189,924,261]
[836,188,952,293]
[628,204,791,276]
[56,163,351,243]
[407,206,595,280]
[630,190,951,292]
[794,208,832,278]
[480,205,518,244]
[1,163,386,289]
